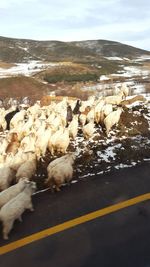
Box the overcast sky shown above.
[0,0,150,50]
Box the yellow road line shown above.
[1,192,150,255]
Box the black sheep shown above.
[5,107,20,130]
[73,99,81,115]
[66,104,73,126]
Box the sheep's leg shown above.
[50,146,54,156]
[46,179,55,193]
[64,149,67,154]
[3,220,14,240]
[44,178,49,185]
[55,180,61,192]
[45,177,55,193]
[65,174,72,183]
[55,186,61,192]
[27,202,34,211]
[18,215,22,222]
[50,186,55,193]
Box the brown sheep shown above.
[6,132,20,155]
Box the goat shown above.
[5,107,19,130]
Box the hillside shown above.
[0,76,46,101]
[0,36,149,63]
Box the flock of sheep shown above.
[0,83,139,240]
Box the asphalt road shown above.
[1,161,150,267]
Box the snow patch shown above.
[97,144,122,163]
[0,60,62,78]
[99,75,110,81]
[115,162,137,169]
[111,66,149,78]
[105,57,123,61]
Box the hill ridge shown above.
[0,36,149,63]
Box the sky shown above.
[0,0,150,51]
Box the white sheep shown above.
[21,115,35,135]
[94,99,105,124]
[9,150,36,172]
[0,181,36,239]
[102,104,113,117]
[0,166,16,191]
[95,104,113,125]
[55,97,67,114]
[27,102,41,118]
[48,127,70,155]
[82,121,95,139]
[104,93,123,105]
[46,113,55,126]
[20,131,36,153]
[0,178,29,208]
[120,83,129,99]
[0,154,5,168]
[48,127,64,155]
[54,128,70,154]
[0,136,9,155]
[0,108,7,131]
[16,159,37,182]
[79,96,95,112]
[38,110,47,120]
[10,109,26,129]
[45,153,75,191]
[35,124,52,159]
[79,113,87,126]
[52,114,65,130]
[47,153,75,173]
[68,115,78,140]
[11,120,25,137]
[86,108,95,123]
[104,107,123,136]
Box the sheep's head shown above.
[19,177,30,183]
[24,180,37,193]
[77,99,81,104]
[18,177,31,188]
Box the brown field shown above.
[143,62,150,70]
[0,61,15,69]
[0,76,93,103]
[0,76,46,101]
